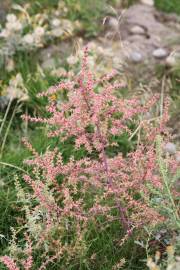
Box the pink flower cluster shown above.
[0,256,19,270]
[1,47,178,270]
[22,47,166,230]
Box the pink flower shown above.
[0,256,19,270]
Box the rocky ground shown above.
[39,1,180,89]
[105,2,180,75]
[100,1,180,142]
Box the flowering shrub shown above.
[0,48,179,269]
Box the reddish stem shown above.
[80,80,130,231]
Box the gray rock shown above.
[130,25,146,35]
[141,0,154,6]
[107,17,119,31]
[130,51,143,63]
[166,52,180,67]
[164,142,177,155]
[0,96,9,111]
[153,48,168,59]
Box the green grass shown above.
[155,0,180,14]
[0,126,48,251]
[155,63,180,118]
[119,0,180,13]
[63,0,117,37]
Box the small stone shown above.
[107,17,119,31]
[141,0,154,6]
[164,142,176,155]
[130,51,143,63]
[166,52,180,67]
[130,25,145,35]
[155,233,161,240]
[0,96,9,111]
[153,48,168,59]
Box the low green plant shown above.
[155,0,180,14]
[64,0,115,37]
[155,135,179,229]
[139,135,180,269]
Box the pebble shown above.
[166,52,180,67]
[141,0,154,6]
[0,96,9,111]
[107,17,119,31]
[153,48,168,59]
[130,51,143,63]
[164,142,177,155]
[130,25,145,35]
